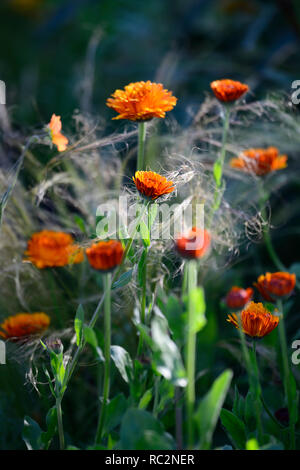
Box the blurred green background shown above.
[1,0,300,124]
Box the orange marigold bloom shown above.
[225,286,253,310]
[106,81,177,121]
[210,79,249,102]
[175,227,211,259]
[86,240,124,271]
[48,114,69,152]
[25,231,84,269]
[133,171,175,200]
[230,147,287,176]
[0,313,50,340]
[254,272,296,302]
[227,302,279,338]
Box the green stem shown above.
[277,299,296,449]
[237,313,263,444]
[61,202,149,397]
[207,105,231,228]
[95,272,112,444]
[137,122,147,171]
[137,202,150,357]
[56,397,65,450]
[252,341,264,444]
[185,260,198,449]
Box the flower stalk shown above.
[276,299,296,449]
[95,272,112,444]
[185,259,198,448]
[137,122,147,171]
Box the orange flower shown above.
[230,147,287,176]
[133,171,175,200]
[25,231,84,269]
[48,114,69,152]
[254,272,296,302]
[210,79,249,102]
[175,227,211,259]
[106,81,177,121]
[0,313,50,340]
[86,240,124,271]
[225,286,253,310]
[227,302,279,338]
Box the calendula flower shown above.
[175,227,211,259]
[0,313,50,340]
[106,81,177,121]
[48,114,69,152]
[230,147,287,176]
[133,171,175,200]
[86,240,124,271]
[227,301,279,338]
[210,79,249,102]
[225,286,253,310]
[254,272,296,302]
[25,231,84,269]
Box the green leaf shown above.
[103,393,128,435]
[186,287,207,333]
[41,407,57,449]
[138,389,153,410]
[246,438,260,450]
[110,345,133,383]
[150,314,187,387]
[196,369,233,449]
[139,220,150,247]
[83,326,104,361]
[213,159,222,187]
[22,416,42,450]
[148,203,158,229]
[74,305,85,346]
[232,385,245,420]
[138,250,147,288]
[220,409,247,449]
[163,295,186,343]
[112,269,133,290]
[120,408,175,450]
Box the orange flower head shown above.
[227,302,279,338]
[133,171,175,200]
[225,286,253,310]
[106,81,177,121]
[86,240,124,271]
[210,79,249,102]
[175,227,211,260]
[230,147,287,176]
[254,272,296,302]
[25,231,84,269]
[0,313,50,340]
[48,114,68,152]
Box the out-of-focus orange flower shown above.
[10,0,41,14]
[86,240,124,271]
[48,114,68,152]
[230,147,287,176]
[106,81,177,121]
[210,79,249,102]
[133,171,175,200]
[0,313,50,340]
[227,301,279,338]
[225,286,253,310]
[254,272,296,302]
[25,231,84,269]
[175,227,211,260]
